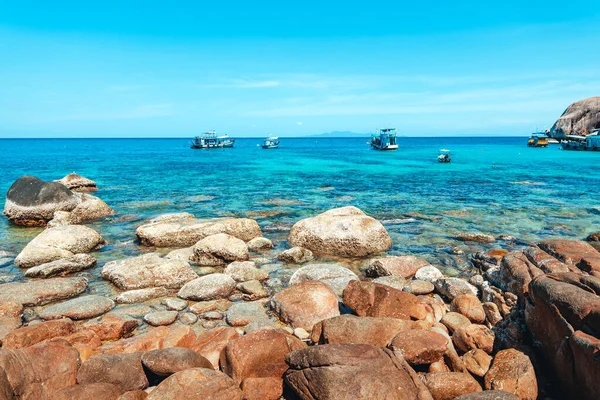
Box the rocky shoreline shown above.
[0,175,598,399]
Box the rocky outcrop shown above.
[549,96,600,138]
[15,225,106,268]
[3,176,114,226]
[271,281,340,331]
[288,206,392,257]
[54,173,98,192]
[288,263,358,296]
[101,253,197,290]
[284,344,432,400]
[135,213,262,247]
[0,277,88,306]
[191,233,249,266]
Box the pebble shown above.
[179,312,198,325]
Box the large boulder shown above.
[1,318,75,349]
[0,277,88,306]
[220,329,305,400]
[14,225,106,268]
[141,348,213,376]
[388,329,448,365]
[271,280,340,331]
[51,383,123,400]
[549,96,600,138]
[284,344,432,400]
[77,353,149,391]
[311,314,429,346]
[288,206,392,257]
[23,254,96,278]
[420,372,482,400]
[39,295,114,320]
[484,349,537,400]
[537,239,600,275]
[288,264,359,296]
[0,339,79,398]
[135,213,262,247]
[191,233,249,265]
[342,280,430,321]
[101,253,198,290]
[146,368,242,400]
[192,327,241,369]
[69,192,116,223]
[54,173,98,192]
[3,176,80,226]
[524,272,600,400]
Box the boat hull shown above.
[370,144,398,151]
[261,145,279,149]
[190,140,235,149]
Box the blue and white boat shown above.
[190,130,235,149]
[369,128,398,150]
[262,136,279,149]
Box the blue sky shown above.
[1,1,599,137]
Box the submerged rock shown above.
[277,247,314,264]
[0,277,88,306]
[288,206,392,257]
[102,253,198,290]
[23,253,96,278]
[15,225,106,268]
[455,233,496,243]
[54,172,98,192]
[70,192,116,222]
[135,212,262,248]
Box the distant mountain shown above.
[308,131,369,138]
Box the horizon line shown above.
[0,135,533,139]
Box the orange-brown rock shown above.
[141,348,212,377]
[484,349,537,400]
[220,329,305,399]
[462,349,492,377]
[482,302,503,326]
[241,377,283,400]
[453,391,518,400]
[537,239,600,274]
[284,344,433,400]
[451,295,485,324]
[161,325,196,349]
[440,312,471,333]
[1,318,75,349]
[51,383,123,400]
[0,339,79,399]
[342,280,429,320]
[99,327,170,354]
[117,390,148,400]
[311,314,430,346]
[499,251,543,297]
[0,302,23,344]
[389,330,448,365]
[270,280,340,330]
[191,327,241,369]
[522,246,570,274]
[77,353,148,391]
[421,372,482,400]
[428,359,451,373]
[452,324,495,354]
[146,368,242,400]
[83,314,139,340]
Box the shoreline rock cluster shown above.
[0,175,598,399]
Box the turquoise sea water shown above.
[1,137,599,291]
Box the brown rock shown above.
[389,330,448,365]
[1,318,75,349]
[0,339,79,399]
[0,277,88,306]
[270,280,340,330]
[38,295,114,320]
[189,299,231,315]
[499,251,543,297]
[99,326,170,354]
[342,280,430,320]
[241,377,282,400]
[117,390,148,400]
[421,372,482,400]
[192,327,241,369]
[220,329,305,399]
[453,391,518,400]
[452,324,495,354]
[161,325,196,349]
[537,239,600,274]
[366,256,430,278]
[462,349,492,377]
[311,314,430,346]
[83,314,139,340]
[549,96,600,137]
[77,353,148,391]
[428,359,451,373]
[451,295,485,324]
[440,312,471,333]
[284,343,433,400]
[483,302,503,326]
[484,349,538,400]
[141,348,212,376]
[51,383,123,400]
[146,368,242,400]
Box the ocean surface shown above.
[1,137,600,293]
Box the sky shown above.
[0,1,599,138]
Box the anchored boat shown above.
[561,129,600,151]
[527,132,549,148]
[438,149,451,163]
[262,136,279,149]
[369,128,398,150]
[190,130,235,149]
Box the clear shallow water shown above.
[1,137,599,290]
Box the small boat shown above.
[561,129,600,151]
[438,149,451,163]
[261,136,279,149]
[190,130,235,149]
[369,128,398,150]
[527,132,549,148]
